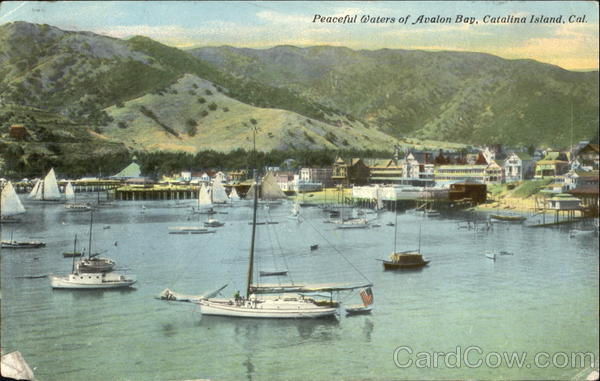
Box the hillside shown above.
[101,73,402,152]
[0,22,347,135]
[0,104,129,178]
[190,46,599,147]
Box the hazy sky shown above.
[1,1,598,70]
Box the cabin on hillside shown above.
[9,124,28,140]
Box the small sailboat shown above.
[75,212,116,273]
[211,177,230,205]
[1,181,26,223]
[63,234,83,257]
[379,207,429,270]
[64,181,91,211]
[344,287,374,315]
[204,218,224,227]
[228,187,241,201]
[485,252,496,261]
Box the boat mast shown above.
[393,199,398,253]
[246,125,259,298]
[88,210,93,258]
[72,234,78,273]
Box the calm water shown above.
[1,198,598,381]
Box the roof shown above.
[112,162,141,178]
[508,152,532,160]
[542,151,569,161]
[578,143,599,154]
[568,186,600,195]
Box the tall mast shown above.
[88,210,93,258]
[393,199,398,253]
[72,234,78,273]
[246,125,259,298]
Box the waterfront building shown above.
[332,157,370,186]
[367,159,404,185]
[534,151,570,179]
[575,143,599,170]
[299,167,333,187]
[503,152,534,182]
[398,152,434,186]
[564,170,599,190]
[434,152,503,184]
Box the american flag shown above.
[359,287,373,306]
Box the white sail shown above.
[376,186,384,211]
[65,181,75,201]
[42,168,61,200]
[229,187,240,201]
[260,172,286,201]
[34,180,44,200]
[211,178,229,203]
[198,183,212,207]
[245,183,256,200]
[1,181,26,217]
[28,179,40,199]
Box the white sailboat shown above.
[31,168,62,201]
[1,181,26,220]
[64,181,91,211]
[229,187,241,201]
[211,177,229,204]
[28,179,41,199]
[245,172,286,204]
[198,171,370,319]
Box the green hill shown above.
[190,46,599,148]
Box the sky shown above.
[0,1,598,71]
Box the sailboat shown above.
[378,204,430,270]
[1,181,26,223]
[64,181,91,211]
[30,168,62,201]
[75,211,115,273]
[50,210,134,289]
[229,187,241,201]
[211,177,229,205]
[192,183,216,215]
[198,170,370,319]
[245,172,286,205]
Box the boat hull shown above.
[50,273,136,289]
[199,299,337,319]
[382,260,429,270]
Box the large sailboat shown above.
[244,172,286,205]
[211,177,229,205]
[29,168,62,201]
[197,171,371,319]
[1,181,26,223]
